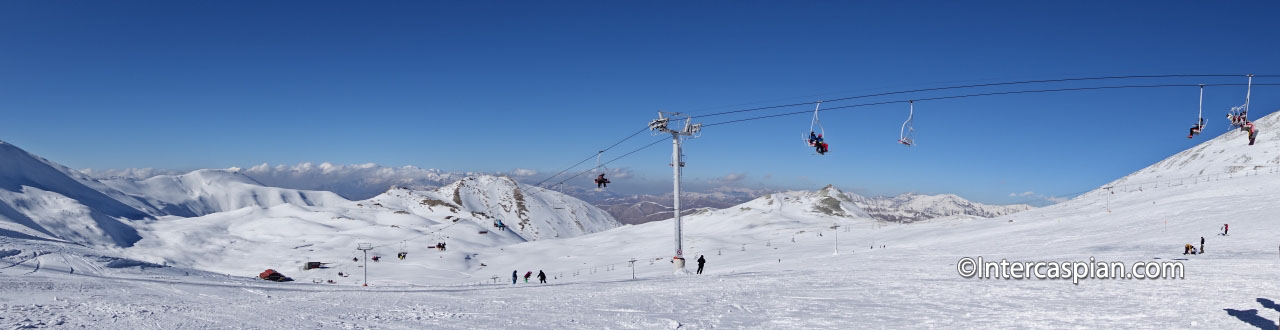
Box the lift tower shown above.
[648,112,701,274]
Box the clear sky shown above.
[2,1,1278,204]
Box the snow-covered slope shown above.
[114,175,620,281]
[1097,110,1280,192]
[848,192,1033,222]
[0,141,159,247]
[102,169,349,217]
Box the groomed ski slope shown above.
[2,112,1280,329]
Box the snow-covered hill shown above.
[592,190,762,225]
[1096,110,1280,192]
[0,141,160,247]
[115,174,620,280]
[847,192,1033,222]
[370,176,620,240]
[101,169,349,218]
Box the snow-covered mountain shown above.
[101,169,349,218]
[592,190,763,225]
[595,186,1030,225]
[0,140,160,247]
[118,174,620,278]
[846,192,1033,222]
[366,176,620,241]
[699,185,872,220]
[236,162,472,200]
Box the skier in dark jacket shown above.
[696,255,706,274]
[1188,118,1205,138]
[1200,236,1205,254]
[595,174,610,188]
[524,271,533,283]
[512,270,518,284]
[537,270,547,284]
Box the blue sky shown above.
[2,1,1278,204]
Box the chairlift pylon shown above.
[898,101,915,146]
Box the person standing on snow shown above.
[537,270,547,284]
[524,271,532,283]
[696,255,706,274]
[1224,223,1229,236]
[512,270,518,284]
[1200,236,1205,254]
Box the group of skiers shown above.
[1225,112,1260,145]
[807,132,829,155]
[494,219,507,231]
[505,256,708,285]
[1183,224,1229,255]
[1184,236,1206,255]
[513,270,548,284]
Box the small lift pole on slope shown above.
[832,222,841,256]
[357,243,373,286]
[649,112,702,274]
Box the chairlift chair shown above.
[803,102,829,154]
[898,101,916,146]
[1227,75,1253,130]
[1189,84,1206,138]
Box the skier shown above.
[371,256,380,262]
[1224,223,1229,236]
[1243,122,1259,145]
[814,134,828,154]
[1183,244,1193,255]
[537,270,547,284]
[808,131,819,146]
[1200,236,1205,254]
[524,271,532,283]
[696,255,706,274]
[595,174,610,189]
[512,270,518,284]
[1188,118,1205,138]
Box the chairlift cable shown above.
[703,83,1280,128]
[688,74,1268,120]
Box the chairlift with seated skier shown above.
[803,102,829,155]
[1189,85,1207,139]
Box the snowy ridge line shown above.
[1097,166,1279,192]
